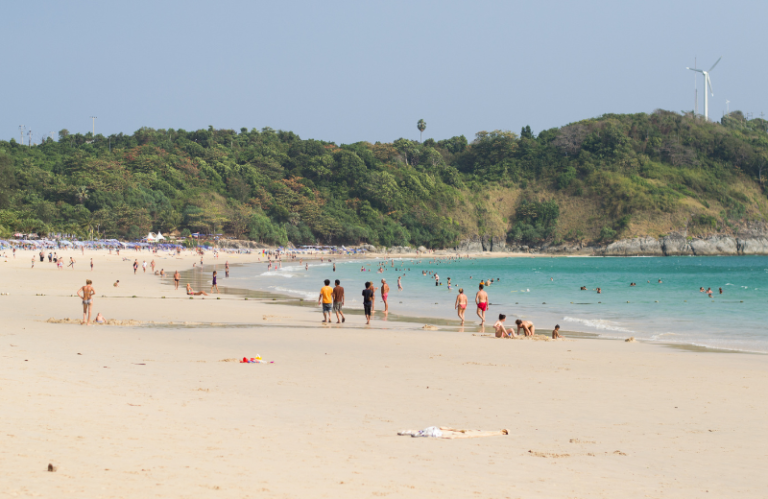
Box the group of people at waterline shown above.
[315,277,558,338]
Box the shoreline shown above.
[176,259,768,355]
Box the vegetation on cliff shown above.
[1,110,767,246]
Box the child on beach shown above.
[211,271,219,294]
[552,325,562,339]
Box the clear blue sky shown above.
[2,0,766,145]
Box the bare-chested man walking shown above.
[475,284,488,325]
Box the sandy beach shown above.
[2,249,768,498]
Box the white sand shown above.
[1,248,767,498]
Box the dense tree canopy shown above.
[1,110,767,247]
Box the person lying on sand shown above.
[186,283,208,296]
[494,314,516,338]
[515,319,535,337]
[552,324,562,339]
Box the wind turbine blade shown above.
[707,74,714,96]
[708,57,722,72]
[686,67,704,72]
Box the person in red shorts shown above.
[475,283,489,325]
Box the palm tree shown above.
[75,186,89,204]
[417,119,426,142]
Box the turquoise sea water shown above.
[223,256,768,353]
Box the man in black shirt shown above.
[362,281,374,324]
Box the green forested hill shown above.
[2,110,767,247]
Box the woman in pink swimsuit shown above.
[455,288,468,325]
[381,279,390,313]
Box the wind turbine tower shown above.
[687,57,721,121]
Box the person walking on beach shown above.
[515,319,535,337]
[381,278,390,313]
[142,260,147,273]
[332,279,345,324]
[77,279,96,326]
[211,271,220,294]
[133,260,138,274]
[225,261,230,277]
[174,270,180,290]
[362,281,374,325]
[455,288,468,325]
[475,284,488,325]
[318,279,334,323]
[68,257,76,269]
[90,258,94,271]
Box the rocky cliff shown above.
[452,225,768,256]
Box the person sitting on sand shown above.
[515,319,535,337]
[113,280,120,287]
[494,314,516,338]
[552,324,562,339]
[186,283,208,296]
[95,313,106,324]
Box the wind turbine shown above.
[687,57,721,121]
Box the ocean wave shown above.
[562,316,635,334]
[271,286,317,300]
[260,271,295,278]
